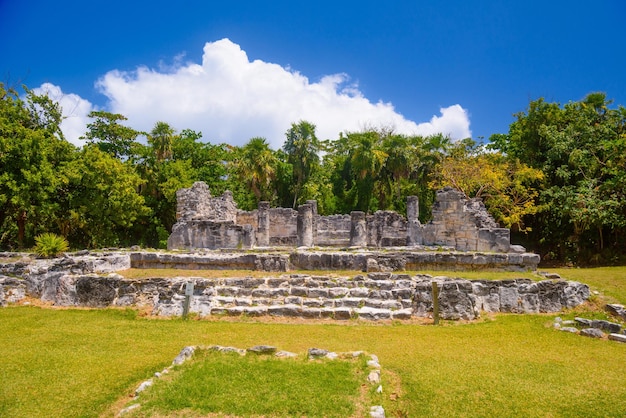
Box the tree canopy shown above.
[2,83,625,265]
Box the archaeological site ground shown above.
[1,184,625,417]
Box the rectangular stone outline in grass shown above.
[119,345,385,417]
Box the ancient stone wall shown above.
[167,182,525,255]
[419,188,510,252]
[168,182,247,250]
[316,215,351,247]
[0,253,587,320]
[367,211,408,247]
[269,208,298,246]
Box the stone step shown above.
[210,295,412,311]
[208,304,414,321]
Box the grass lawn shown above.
[1,267,625,417]
[129,349,372,417]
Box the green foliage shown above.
[81,111,141,160]
[432,139,545,232]
[283,120,322,208]
[490,92,626,264]
[33,232,69,257]
[0,84,77,248]
[61,146,150,248]
[230,137,278,208]
[4,80,626,263]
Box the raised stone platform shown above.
[0,252,586,320]
[131,249,541,272]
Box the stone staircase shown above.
[156,273,417,320]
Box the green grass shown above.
[129,350,369,417]
[2,267,626,417]
[1,307,625,417]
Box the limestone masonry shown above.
[167,183,522,254]
[0,252,589,320]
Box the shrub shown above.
[34,233,70,258]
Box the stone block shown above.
[268,304,302,317]
[591,319,622,334]
[308,288,329,298]
[357,307,391,320]
[608,333,626,343]
[332,308,353,320]
[290,286,308,297]
[581,328,605,338]
[349,287,370,298]
[391,308,413,320]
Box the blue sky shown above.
[1,1,625,148]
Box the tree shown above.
[230,138,278,207]
[148,121,175,162]
[432,139,544,232]
[282,120,321,208]
[63,145,150,247]
[81,111,140,160]
[0,84,75,248]
[490,93,626,263]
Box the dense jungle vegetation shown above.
[1,83,625,265]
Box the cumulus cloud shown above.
[33,83,94,146]
[95,38,471,148]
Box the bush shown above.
[34,233,70,258]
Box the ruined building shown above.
[167,182,524,254]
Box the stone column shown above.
[241,224,256,248]
[407,195,422,246]
[257,201,270,247]
[349,211,367,247]
[306,200,318,245]
[297,204,314,247]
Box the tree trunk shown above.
[17,210,26,248]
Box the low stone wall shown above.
[0,252,586,320]
[130,250,540,272]
[1,268,589,320]
[130,252,290,272]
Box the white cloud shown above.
[94,38,471,148]
[415,104,473,140]
[33,83,94,146]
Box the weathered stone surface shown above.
[1,254,588,321]
[291,250,539,272]
[370,405,385,418]
[606,304,626,321]
[590,319,622,334]
[297,204,314,247]
[308,348,329,358]
[0,276,27,306]
[247,345,277,355]
[608,333,626,343]
[575,317,593,327]
[350,211,368,247]
[580,328,605,338]
[173,346,196,365]
[167,182,532,258]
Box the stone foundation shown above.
[130,249,540,272]
[1,252,583,321]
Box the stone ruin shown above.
[0,252,590,321]
[168,182,522,254]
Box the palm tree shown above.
[148,121,175,162]
[233,137,278,202]
[348,131,388,212]
[283,120,321,208]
